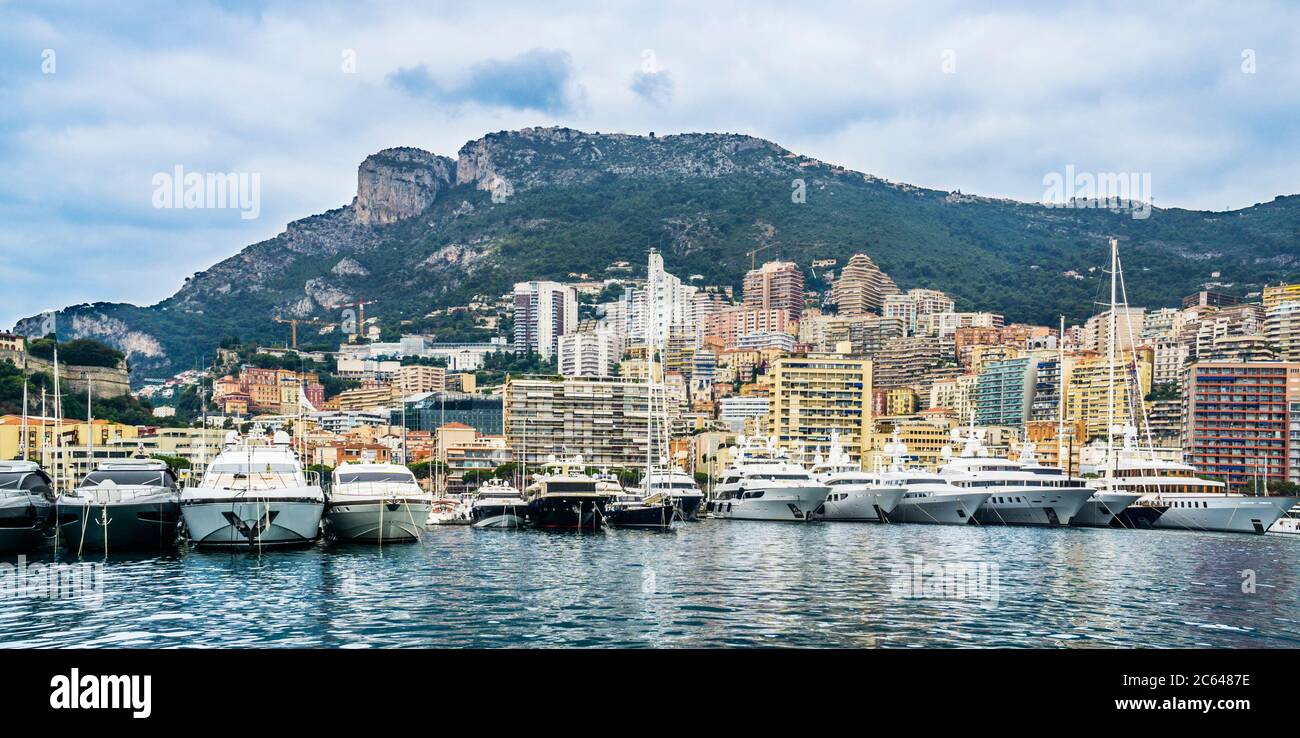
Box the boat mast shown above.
[645,248,656,495]
[1106,237,1118,483]
[1057,314,1066,472]
[19,350,29,461]
[52,334,62,493]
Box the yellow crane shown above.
[746,243,772,271]
[272,317,333,349]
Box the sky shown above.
[1,0,1298,328]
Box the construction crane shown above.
[272,317,333,349]
[329,298,378,341]
[746,243,772,271]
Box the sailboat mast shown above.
[52,336,61,493]
[1057,314,1066,471]
[19,351,28,461]
[1106,237,1118,482]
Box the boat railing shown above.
[328,481,427,500]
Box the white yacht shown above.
[635,465,704,521]
[1100,431,1300,535]
[939,429,1093,526]
[1012,445,1142,528]
[810,432,905,522]
[469,478,528,529]
[1269,505,1300,536]
[869,439,990,525]
[180,431,325,548]
[709,436,828,522]
[324,462,431,542]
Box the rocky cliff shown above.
[15,126,1300,385]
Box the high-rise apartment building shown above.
[768,355,872,464]
[1263,284,1300,361]
[558,330,624,377]
[882,288,954,334]
[743,260,806,320]
[1064,348,1153,441]
[513,280,579,360]
[830,253,899,316]
[976,357,1038,427]
[1184,361,1300,488]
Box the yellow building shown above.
[1262,283,1300,309]
[868,413,958,471]
[0,415,140,464]
[882,387,918,417]
[1064,348,1153,441]
[768,355,872,465]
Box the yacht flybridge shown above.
[939,428,1093,526]
[180,431,325,548]
[810,431,905,522]
[522,456,611,530]
[709,436,828,522]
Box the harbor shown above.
[1,520,1296,649]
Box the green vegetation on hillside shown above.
[27,337,125,368]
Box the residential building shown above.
[1184,361,1300,489]
[558,330,624,377]
[513,280,578,359]
[744,261,805,320]
[397,364,447,394]
[502,376,678,469]
[719,395,770,433]
[1264,289,1300,361]
[975,357,1037,427]
[768,355,872,464]
[882,288,953,334]
[830,253,898,316]
[1064,348,1153,441]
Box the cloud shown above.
[389,48,579,114]
[1,0,1299,328]
[631,69,673,106]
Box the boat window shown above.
[545,481,597,493]
[21,474,52,494]
[81,470,173,488]
[209,462,300,474]
[336,471,414,484]
[0,472,26,490]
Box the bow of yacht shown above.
[180,431,325,548]
[325,462,431,542]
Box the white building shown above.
[513,280,578,360]
[558,330,625,377]
[719,395,770,432]
[883,289,955,335]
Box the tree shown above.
[151,454,191,473]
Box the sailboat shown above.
[605,249,674,529]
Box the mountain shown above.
[16,126,1300,383]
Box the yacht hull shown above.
[972,489,1092,526]
[0,496,51,553]
[710,485,828,522]
[606,502,674,529]
[816,488,907,522]
[325,499,431,542]
[58,499,181,552]
[1269,506,1300,535]
[669,493,704,521]
[889,492,988,525]
[182,498,324,548]
[471,503,528,529]
[1150,495,1300,535]
[526,496,609,530]
[1071,492,1143,528]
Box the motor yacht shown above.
[59,459,181,553]
[709,436,828,522]
[470,478,528,529]
[522,456,611,530]
[810,431,905,522]
[939,429,1093,526]
[325,462,431,542]
[180,431,325,548]
[0,460,56,553]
